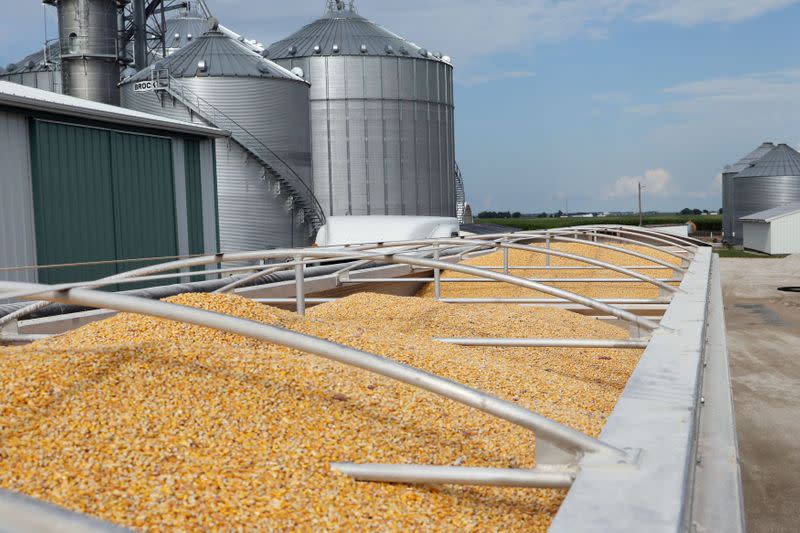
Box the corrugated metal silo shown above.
[265,1,456,218]
[721,142,774,243]
[0,44,63,93]
[44,0,120,104]
[120,23,320,251]
[162,6,210,57]
[731,143,800,245]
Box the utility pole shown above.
[638,182,644,226]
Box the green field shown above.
[476,215,722,232]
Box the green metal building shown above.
[0,80,224,286]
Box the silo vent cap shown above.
[313,45,321,54]
[197,59,208,72]
[291,67,305,78]
[332,44,340,53]
[385,45,394,54]
[288,45,297,55]
[360,44,367,53]
[207,17,219,31]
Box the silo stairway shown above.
[152,71,326,234]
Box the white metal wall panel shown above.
[381,57,399,100]
[328,100,350,214]
[415,103,431,215]
[771,214,800,254]
[347,101,368,215]
[366,100,385,214]
[327,57,346,99]
[400,100,417,214]
[743,222,771,254]
[0,111,37,286]
[307,57,328,100]
[383,100,402,214]
[310,100,332,214]
[398,59,415,100]
[415,60,429,102]
[345,56,365,99]
[364,57,382,99]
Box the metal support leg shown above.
[295,257,305,316]
[546,232,552,267]
[433,245,442,300]
[503,245,510,275]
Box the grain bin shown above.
[43,0,120,104]
[730,143,800,245]
[121,22,321,251]
[265,1,456,218]
[0,44,63,94]
[721,142,774,243]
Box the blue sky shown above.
[3,0,800,213]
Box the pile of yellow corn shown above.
[417,242,681,300]
[0,289,643,531]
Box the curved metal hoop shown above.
[0,280,626,462]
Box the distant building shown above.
[741,203,800,255]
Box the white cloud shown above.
[605,168,672,198]
[167,0,800,70]
[638,0,798,25]
[626,69,800,116]
[458,70,535,86]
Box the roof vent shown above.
[174,33,180,40]
[261,49,270,58]
[7,63,16,71]
[313,45,321,54]
[442,55,451,63]
[360,44,367,53]
[399,46,408,55]
[291,67,305,78]
[419,48,428,57]
[332,44,340,54]
[197,59,208,72]
[187,33,193,41]
[257,63,272,74]
[27,60,36,69]
[434,51,442,59]
[207,17,219,31]
[385,45,394,54]
[288,45,297,55]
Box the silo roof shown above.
[734,144,800,178]
[740,202,800,222]
[723,142,775,175]
[126,28,303,83]
[266,4,446,61]
[164,10,210,52]
[2,43,61,75]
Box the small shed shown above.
[0,81,224,286]
[741,203,800,255]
